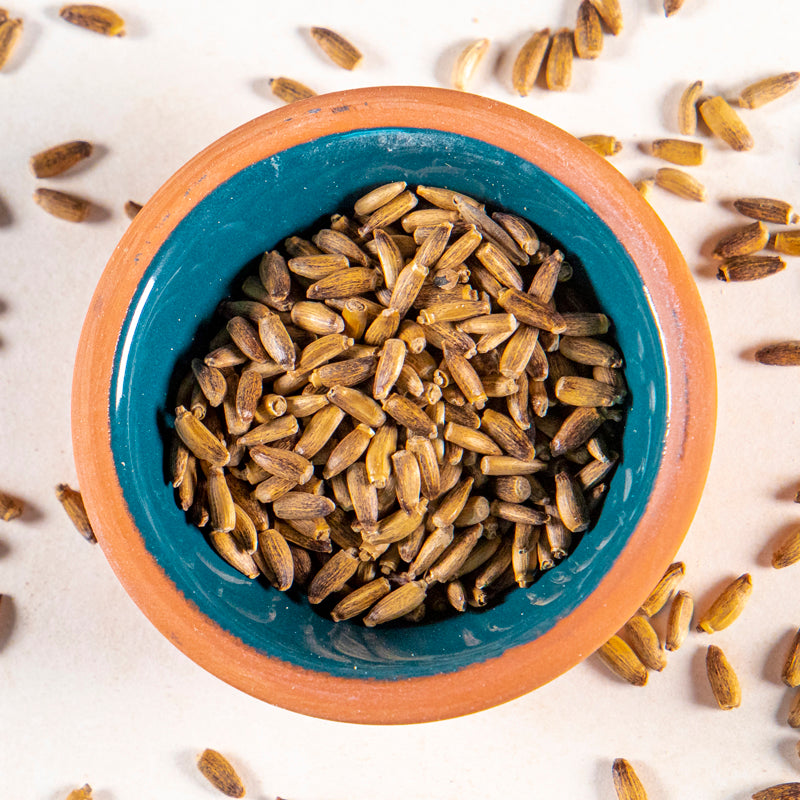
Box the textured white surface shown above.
[1,1,800,798]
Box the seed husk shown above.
[612,759,647,800]
[550,407,606,456]
[772,231,800,257]
[574,1,603,59]
[664,589,693,651]
[124,200,143,219]
[30,140,93,178]
[677,79,704,135]
[407,436,441,500]
[752,784,800,800]
[0,17,22,70]
[696,573,753,633]
[196,748,246,798]
[717,255,785,282]
[772,527,800,568]
[382,393,437,438]
[739,71,800,109]
[734,197,799,225]
[452,37,490,92]
[59,4,125,36]
[713,221,769,259]
[310,26,362,70]
[698,95,754,151]
[589,0,623,34]
[481,408,536,461]
[706,644,741,710]
[650,138,704,166]
[33,187,91,222]
[373,338,407,401]
[624,614,666,671]
[55,483,96,543]
[545,28,574,91]
[596,635,648,686]
[0,490,23,521]
[654,167,707,201]
[640,560,685,616]
[270,76,316,104]
[511,28,550,96]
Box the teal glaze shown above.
[110,128,667,680]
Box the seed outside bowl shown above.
[72,86,716,724]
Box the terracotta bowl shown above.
[72,86,716,724]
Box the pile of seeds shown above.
[169,181,627,625]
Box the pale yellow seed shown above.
[623,614,666,671]
[55,483,96,543]
[580,135,622,157]
[640,561,685,616]
[574,1,603,59]
[0,490,24,521]
[739,71,800,109]
[654,167,707,202]
[678,80,703,135]
[650,138,704,166]
[665,590,693,651]
[589,0,623,34]
[0,17,21,70]
[452,37,490,92]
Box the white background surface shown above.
[2,1,800,798]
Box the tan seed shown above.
[580,135,621,157]
[752,784,800,800]
[773,527,800,568]
[307,547,360,604]
[511,28,550,96]
[257,312,295,370]
[665,589,693,651]
[623,614,666,671]
[698,95,754,151]
[706,644,741,710]
[33,188,91,222]
[783,629,800,687]
[407,436,441,500]
[717,255,785,282]
[272,492,335,520]
[30,140,93,178]
[756,342,800,367]
[546,28,574,91]
[210,530,259,579]
[290,301,345,335]
[306,267,380,300]
[392,449,422,514]
[739,72,800,109]
[654,167,707,201]
[322,423,375,480]
[452,37,490,91]
[734,197,799,225]
[554,467,589,532]
[196,749,246,798]
[331,577,392,621]
[574,2,603,59]
[550,407,606,456]
[207,466,236,533]
[363,580,427,626]
[664,0,685,15]
[270,76,316,104]
[174,406,230,466]
[713,221,769,259]
[0,490,23,521]
[358,190,419,238]
[696,573,752,633]
[596,635,648,686]
[650,138,704,166]
[249,446,313,484]
[0,17,22,70]
[383,393,437,439]
[640,561,685,616]
[55,483,95,543]
[678,80,703,135]
[555,375,621,407]
[589,0,623,34]
[59,4,125,36]
[612,759,648,800]
[310,26,362,70]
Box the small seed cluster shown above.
[169,182,626,625]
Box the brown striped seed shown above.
[307,547,360,603]
[452,37,490,91]
[589,0,622,34]
[739,72,800,109]
[717,255,785,282]
[574,1,603,59]
[696,573,752,633]
[654,167,707,201]
[33,187,91,221]
[270,76,316,104]
[698,96,754,151]
[678,80,703,135]
[554,467,589,532]
[783,629,800,687]
[363,580,427,626]
[580,135,621,157]
[512,28,550,96]
[706,644,741,710]
[359,190,419,238]
[665,590,693,651]
[612,759,648,800]
[174,406,229,466]
[55,483,96,543]
[59,4,125,36]
[310,26,362,70]
[331,577,392,621]
[650,138,704,166]
[772,527,800,568]
[0,490,23,521]
[734,197,799,225]
[555,375,621,407]
[545,28,574,91]
[752,785,800,800]
[640,561,685,616]
[0,17,22,70]
[322,424,375,480]
[756,342,800,366]
[624,614,666,671]
[596,635,648,686]
[30,140,93,178]
[713,221,769,259]
[196,749,246,798]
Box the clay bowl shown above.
[72,86,716,724]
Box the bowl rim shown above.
[72,85,716,724]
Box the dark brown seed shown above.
[55,483,96,542]
[717,255,785,282]
[30,140,93,178]
[756,342,800,367]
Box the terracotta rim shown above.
[72,86,716,724]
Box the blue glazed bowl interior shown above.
[111,127,667,680]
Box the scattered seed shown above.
[66,786,93,800]
[756,342,800,367]
[33,187,91,221]
[59,4,125,36]
[512,28,550,96]
[706,644,741,710]
[623,614,666,671]
[545,28,574,91]
[752,784,800,800]
[771,230,800,256]
[783,629,800,687]
[654,167,707,201]
[124,200,142,219]
[30,140,93,178]
[739,72,800,109]
[773,527,800,568]
[698,95,754,151]
[612,759,648,800]
[717,255,785,282]
[712,221,769,259]
[596,635,648,686]
[55,483,96,543]
[640,561,685,616]
[269,76,316,104]
[650,138,704,166]
[309,26,362,70]
[196,749,246,798]
[696,573,752,633]
[665,590,693,651]
[589,0,623,34]
[0,16,22,71]
[580,135,622,156]
[452,37,490,91]
[734,197,799,225]
[0,490,23,521]
[575,1,603,59]
[663,0,685,15]
[678,80,703,135]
